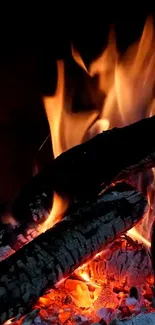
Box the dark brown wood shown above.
[12,115,155,223]
[0,184,147,324]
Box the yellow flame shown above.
[77,270,91,282]
[127,228,151,248]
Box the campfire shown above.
[1,16,155,325]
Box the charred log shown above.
[0,184,147,324]
[12,115,155,223]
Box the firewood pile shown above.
[1,117,155,324]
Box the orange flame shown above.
[3,320,13,325]
[43,16,155,155]
[43,60,99,158]
[43,18,155,242]
[42,17,155,265]
[127,228,151,248]
[38,192,69,233]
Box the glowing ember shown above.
[23,237,154,324]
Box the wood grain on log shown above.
[12,115,155,223]
[0,184,147,324]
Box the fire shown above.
[43,60,99,158]
[6,16,155,325]
[77,270,91,282]
[38,191,69,233]
[3,320,13,325]
[127,228,151,248]
[27,236,153,325]
[42,17,155,245]
[43,17,155,154]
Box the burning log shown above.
[109,312,155,324]
[0,184,147,324]
[12,115,155,223]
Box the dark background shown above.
[0,12,153,206]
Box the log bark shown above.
[12,115,155,223]
[0,184,147,324]
[109,312,155,324]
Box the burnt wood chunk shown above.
[12,115,155,223]
[0,184,147,324]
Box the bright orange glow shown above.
[38,297,52,306]
[74,269,101,289]
[76,270,91,282]
[11,238,152,325]
[71,283,92,308]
